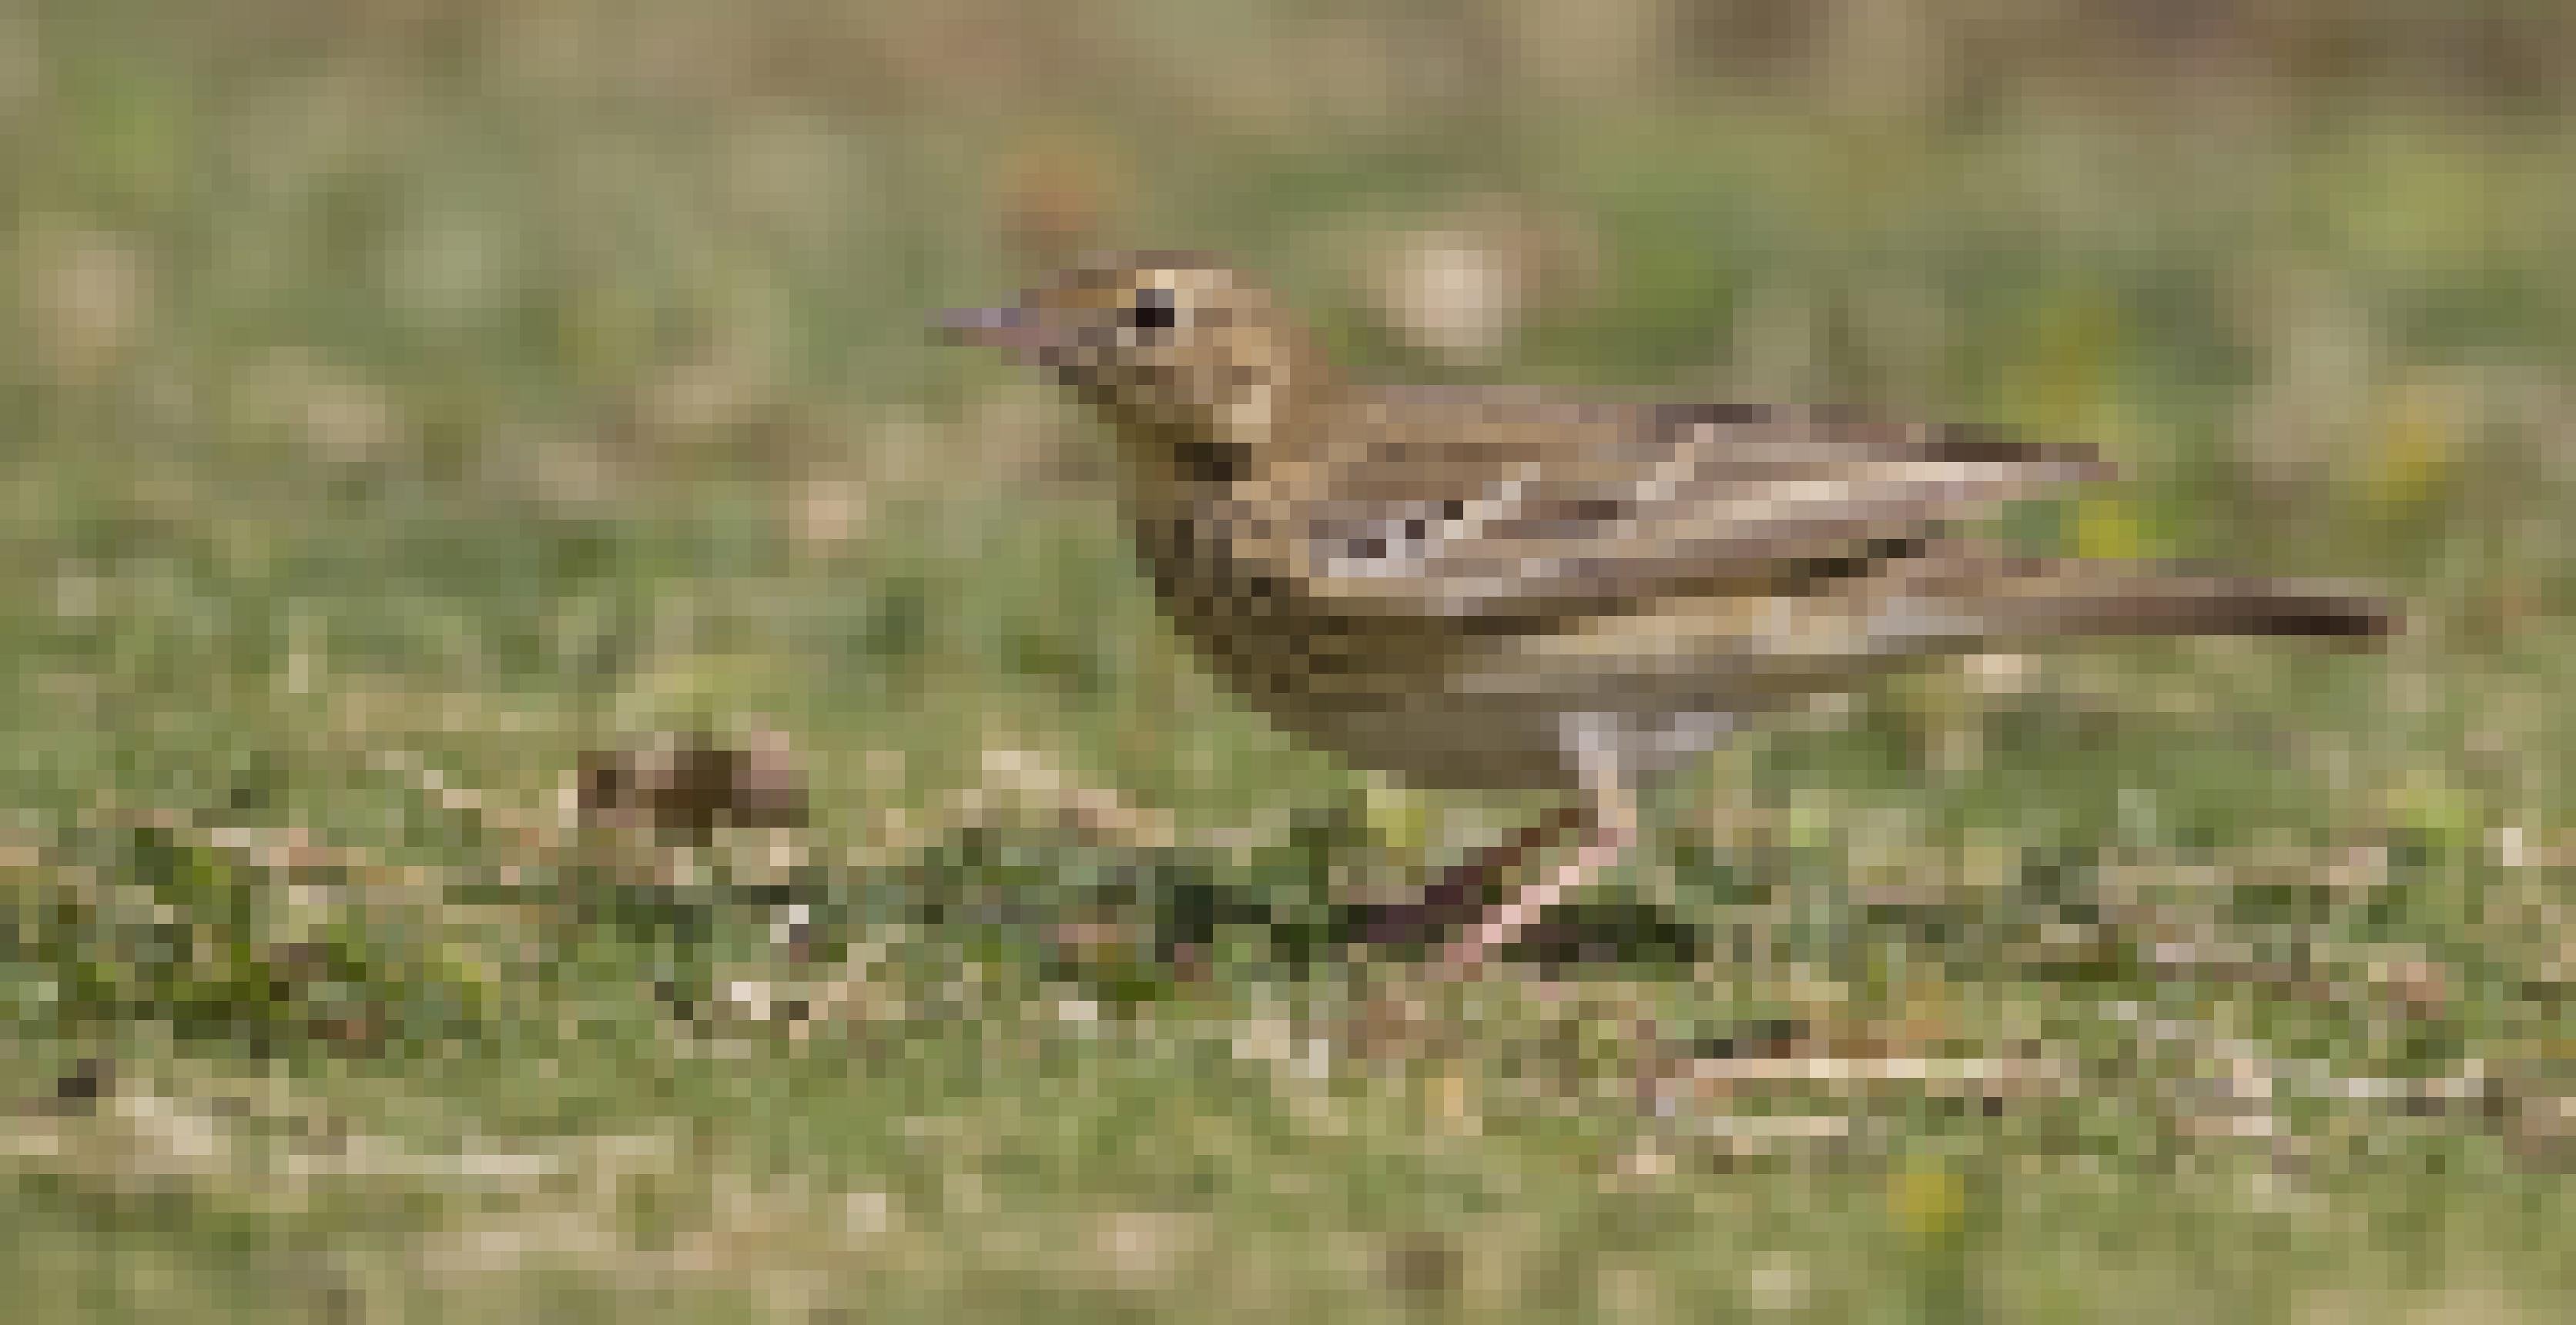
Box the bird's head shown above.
[941,253,1321,483]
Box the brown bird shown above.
[941,252,2397,972]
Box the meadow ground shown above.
[6,5,2575,1320]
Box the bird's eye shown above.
[1124,286,1178,333]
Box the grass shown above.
[5,3,2576,1320]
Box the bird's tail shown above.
[1908,557,2401,647]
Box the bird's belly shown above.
[1276,691,1579,791]
[1137,585,1556,791]
[1136,523,1741,791]
[1171,612,1750,791]
[1160,617,1559,789]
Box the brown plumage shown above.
[943,252,2398,971]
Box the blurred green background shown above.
[6,2,2575,1320]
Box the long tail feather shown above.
[1932,558,2401,644]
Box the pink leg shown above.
[1361,803,1586,947]
[1439,785,1638,975]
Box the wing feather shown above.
[1219,400,2115,621]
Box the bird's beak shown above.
[936,304,1053,362]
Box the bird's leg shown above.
[1361,802,1587,948]
[1439,727,1637,974]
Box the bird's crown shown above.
[942,253,1323,475]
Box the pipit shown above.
[941,253,2397,972]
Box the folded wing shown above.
[1224,400,2118,621]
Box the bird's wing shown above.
[1218,399,2117,621]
